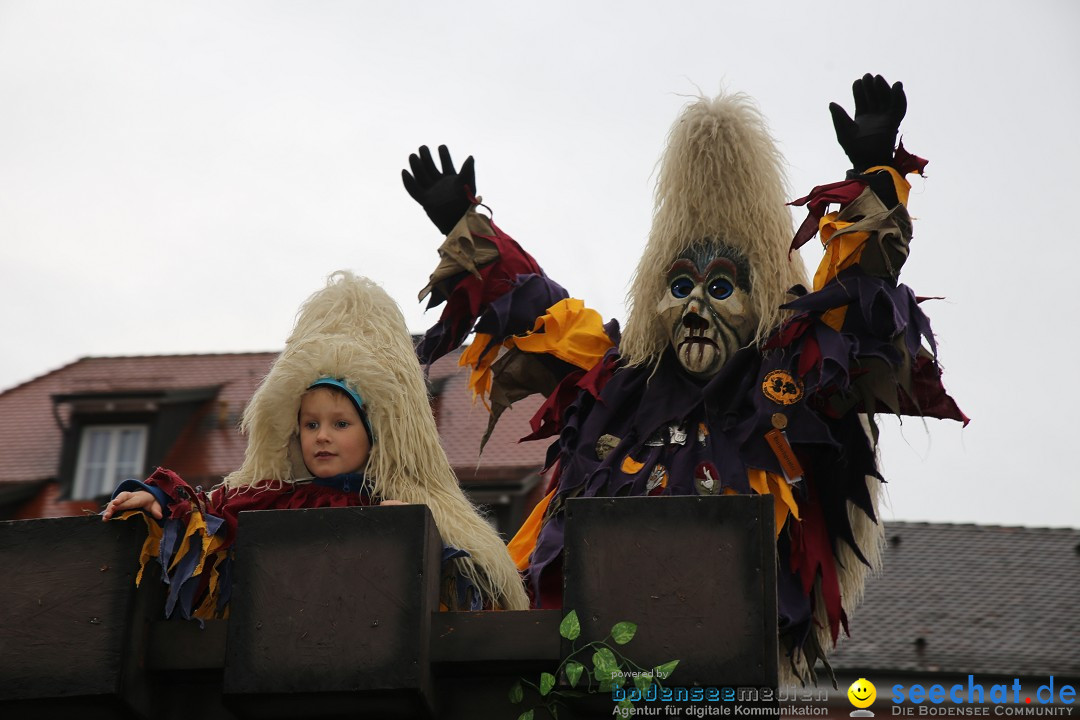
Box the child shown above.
[103,378,387,523]
[103,271,529,618]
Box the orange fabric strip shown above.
[458,332,501,407]
[764,429,805,479]
[507,487,557,569]
[507,488,556,571]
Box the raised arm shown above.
[402,146,617,447]
[781,74,965,423]
[402,145,561,364]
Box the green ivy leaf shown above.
[595,647,618,671]
[592,647,618,680]
[565,661,584,688]
[618,698,634,710]
[539,672,556,696]
[653,659,680,680]
[550,705,559,719]
[634,673,653,693]
[559,610,581,641]
[509,680,523,703]
[517,710,534,720]
[610,621,637,645]
[598,680,612,693]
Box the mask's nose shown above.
[682,311,708,331]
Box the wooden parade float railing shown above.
[0,496,778,719]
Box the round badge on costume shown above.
[762,370,804,406]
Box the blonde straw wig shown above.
[620,92,809,368]
[224,271,528,610]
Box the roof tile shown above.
[830,522,1080,677]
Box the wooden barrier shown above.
[0,496,778,719]
[0,515,157,719]
[563,496,778,686]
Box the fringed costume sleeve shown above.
[737,146,968,678]
[109,468,375,621]
[783,144,968,428]
[417,206,618,451]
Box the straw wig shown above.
[620,91,810,369]
[224,270,528,610]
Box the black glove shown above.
[829,74,907,173]
[401,145,476,235]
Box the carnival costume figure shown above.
[402,75,966,680]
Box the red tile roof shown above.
[0,353,276,486]
[0,349,549,492]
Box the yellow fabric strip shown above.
[193,560,221,620]
[765,471,801,522]
[114,509,163,587]
[864,165,912,206]
[508,487,555,571]
[747,468,801,537]
[620,456,645,475]
[747,468,768,496]
[813,215,871,291]
[168,508,207,573]
[204,533,226,558]
[193,518,220,579]
[811,166,912,331]
[510,298,613,370]
[820,306,848,332]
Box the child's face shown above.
[298,388,371,478]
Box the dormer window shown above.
[53,386,221,501]
[72,425,148,500]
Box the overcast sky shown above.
[1,1,1076,528]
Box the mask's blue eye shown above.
[670,277,694,299]
[708,278,733,300]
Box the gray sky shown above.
[1,1,1077,528]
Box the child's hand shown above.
[379,499,408,506]
[102,490,163,521]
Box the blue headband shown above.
[307,377,374,442]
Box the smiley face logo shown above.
[847,678,876,709]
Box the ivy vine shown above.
[508,609,679,719]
